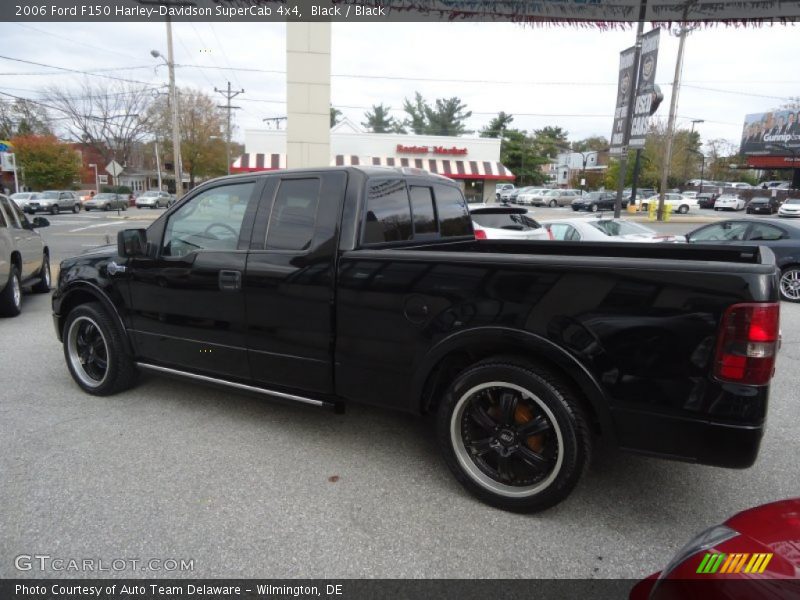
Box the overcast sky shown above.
[1,20,797,151]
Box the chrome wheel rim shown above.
[66,316,109,387]
[42,259,50,287]
[11,274,20,308]
[450,382,563,498]
[780,269,800,301]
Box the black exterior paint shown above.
[53,167,781,469]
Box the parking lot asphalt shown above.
[1,275,798,579]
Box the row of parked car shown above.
[8,190,176,214]
[470,204,800,302]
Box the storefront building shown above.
[232,120,514,203]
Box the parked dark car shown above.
[684,218,800,302]
[630,498,800,600]
[53,167,781,513]
[0,194,50,316]
[84,193,127,212]
[697,192,719,209]
[571,191,624,212]
[745,196,780,215]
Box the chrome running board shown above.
[136,362,338,410]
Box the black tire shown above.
[0,265,22,317]
[104,204,111,211]
[436,358,591,512]
[549,199,557,208]
[779,266,800,303]
[677,205,689,214]
[72,203,80,213]
[50,205,59,215]
[590,204,598,212]
[32,253,50,293]
[121,204,127,211]
[62,302,138,395]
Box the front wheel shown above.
[678,205,689,214]
[72,204,80,213]
[549,199,557,208]
[50,205,59,215]
[590,204,598,212]
[0,266,22,317]
[780,267,800,303]
[63,302,138,395]
[436,358,591,512]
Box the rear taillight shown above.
[474,227,487,240]
[714,303,780,385]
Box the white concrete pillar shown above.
[286,22,331,168]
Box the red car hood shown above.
[725,498,800,570]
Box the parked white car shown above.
[778,198,800,218]
[541,217,679,243]
[638,193,698,214]
[681,191,699,199]
[516,188,546,206]
[495,183,514,200]
[714,194,747,211]
[729,182,753,190]
[470,206,549,241]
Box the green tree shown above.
[362,104,398,133]
[480,112,514,138]
[500,129,548,186]
[12,134,81,189]
[330,106,342,128]
[148,88,228,186]
[572,136,609,153]
[402,92,472,135]
[533,126,569,160]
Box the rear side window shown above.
[0,201,7,227]
[433,184,471,237]
[472,212,541,231]
[266,178,321,251]
[409,186,438,236]
[363,179,412,244]
[0,197,18,228]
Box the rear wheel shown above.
[63,302,138,395]
[32,253,50,293]
[72,203,80,213]
[780,267,800,303]
[590,204,598,212]
[549,199,557,207]
[678,205,689,214]
[436,358,591,512]
[0,266,22,317]
[50,205,59,215]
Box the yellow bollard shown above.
[663,203,672,222]
[648,201,657,221]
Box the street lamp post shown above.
[151,37,183,200]
[88,163,99,192]
[689,149,705,192]
[768,143,800,189]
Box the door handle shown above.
[218,270,242,291]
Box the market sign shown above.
[0,141,13,153]
[740,109,800,155]
[396,144,468,156]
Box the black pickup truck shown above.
[53,167,781,512]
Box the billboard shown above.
[629,28,661,149]
[609,46,636,155]
[740,109,800,155]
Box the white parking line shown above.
[69,220,147,233]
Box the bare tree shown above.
[44,79,155,167]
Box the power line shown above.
[0,55,159,86]
[207,23,246,91]
[13,23,144,62]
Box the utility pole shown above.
[215,82,244,175]
[657,22,696,221]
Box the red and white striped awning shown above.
[231,153,514,181]
[334,155,514,180]
[231,153,286,173]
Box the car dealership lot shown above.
[1,286,798,579]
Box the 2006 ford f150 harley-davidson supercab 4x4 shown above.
[53,167,781,512]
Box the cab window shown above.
[689,221,749,242]
[161,182,255,257]
[748,223,785,241]
[362,179,412,244]
[266,178,321,251]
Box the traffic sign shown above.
[106,160,124,177]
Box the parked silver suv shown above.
[0,194,51,317]
[24,190,82,215]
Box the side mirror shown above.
[117,228,147,258]
[31,217,49,228]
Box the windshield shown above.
[785,199,800,205]
[590,220,655,237]
[749,198,769,204]
[472,213,541,231]
[39,191,59,199]
[94,194,116,200]
[141,191,160,197]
